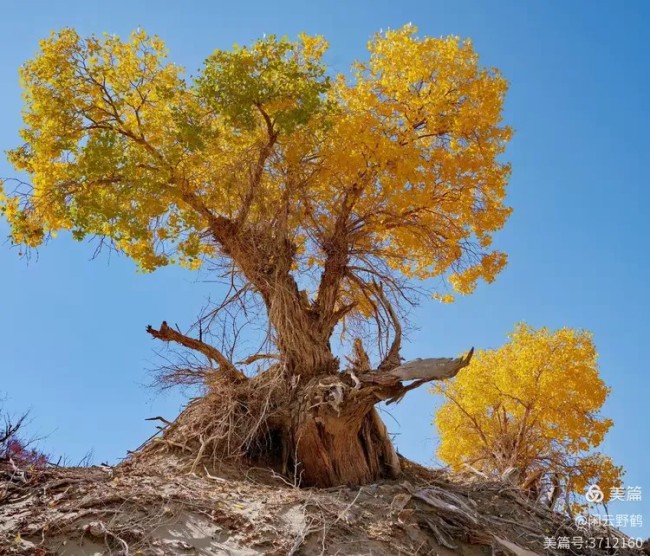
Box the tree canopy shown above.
[433,324,623,510]
[1,25,511,371]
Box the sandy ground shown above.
[1,457,646,555]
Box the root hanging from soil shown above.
[136,365,291,473]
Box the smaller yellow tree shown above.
[433,324,623,511]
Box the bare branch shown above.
[146,321,246,382]
[389,348,474,381]
[346,338,371,373]
[236,353,280,365]
[355,348,474,405]
[373,281,402,372]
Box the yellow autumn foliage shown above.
[433,324,623,509]
[1,24,511,299]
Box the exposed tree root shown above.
[1,457,645,555]
[136,366,290,472]
[132,349,474,487]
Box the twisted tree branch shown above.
[146,321,247,382]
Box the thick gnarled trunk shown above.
[281,351,474,487]
[292,401,400,488]
[147,317,472,488]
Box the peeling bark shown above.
[287,350,473,487]
[291,398,400,487]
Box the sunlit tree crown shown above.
[2,25,511,302]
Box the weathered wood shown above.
[389,348,474,381]
[288,348,474,486]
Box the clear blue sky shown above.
[1,0,648,536]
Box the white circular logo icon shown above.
[585,484,604,503]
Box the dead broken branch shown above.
[147,321,247,383]
[356,348,474,405]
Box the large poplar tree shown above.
[1,25,511,486]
